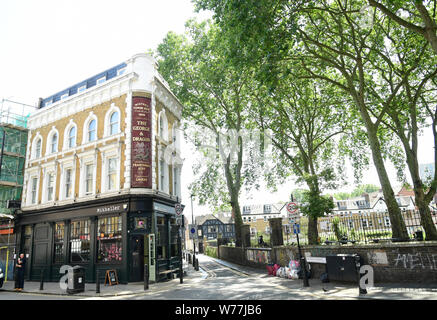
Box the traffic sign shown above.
[175,203,183,216]
[188,224,198,239]
[293,223,300,234]
[287,202,298,214]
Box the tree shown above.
[156,20,262,247]
[196,0,411,240]
[368,0,437,54]
[250,73,349,244]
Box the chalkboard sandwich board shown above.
[104,270,119,286]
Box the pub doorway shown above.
[129,235,144,282]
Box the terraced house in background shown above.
[15,53,184,284]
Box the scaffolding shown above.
[0,99,35,281]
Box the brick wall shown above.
[218,242,437,284]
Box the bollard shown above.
[195,258,199,271]
[179,262,183,284]
[144,264,149,290]
[39,269,44,291]
[96,270,100,294]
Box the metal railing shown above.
[317,210,436,244]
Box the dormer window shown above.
[61,93,69,100]
[117,68,126,76]
[45,100,53,107]
[78,85,86,93]
[264,204,272,213]
[97,76,106,85]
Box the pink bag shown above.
[272,264,280,276]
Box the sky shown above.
[0,0,434,221]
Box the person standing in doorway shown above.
[14,253,26,291]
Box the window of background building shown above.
[109,111,119,135]
[54,223,64,264]
[107,158,117,191]
[97,215,122,263]
[70,220,90,263]
[88,119,96,142]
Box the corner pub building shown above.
[14,53,184,284]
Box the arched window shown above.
[109,111,119,135]
[88,119,96,142]
[51,133,58,153]
[68,126,76,148]
[35,138,41,158]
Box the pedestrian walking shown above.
[14,253,26,291]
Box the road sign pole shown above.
[295,224,309,287]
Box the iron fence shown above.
[317,210,437,244]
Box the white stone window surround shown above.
[58,156,76,202]
[78,151,98,198]
[82,112,98,144]
[158,109,169,142]
[25,168,40,206]
[100,143,122,194]
[157,145,169,194]
[41,163,57,204]
[103,103,122,138]
[63,119,78,151]
[45,126,60,156]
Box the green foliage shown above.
[299,188,335,219]
[205,246,218,258]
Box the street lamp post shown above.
[190,194,196,265]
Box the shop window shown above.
[157,217,167,259]
[53,223,64,264]
[70,220,90,263]
[97,216,122,263]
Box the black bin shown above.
[326,254,361,282]
[67,266,85,294]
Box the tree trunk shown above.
[414,187,437,240]
[231,195,243,247]
[403,142,437,240]
[366,128,410,240]
[307,215,319,245]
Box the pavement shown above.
[0,260,202,298]
[0,254,436,300]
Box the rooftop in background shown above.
[38,62,127,109]
[0,99,37,129]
